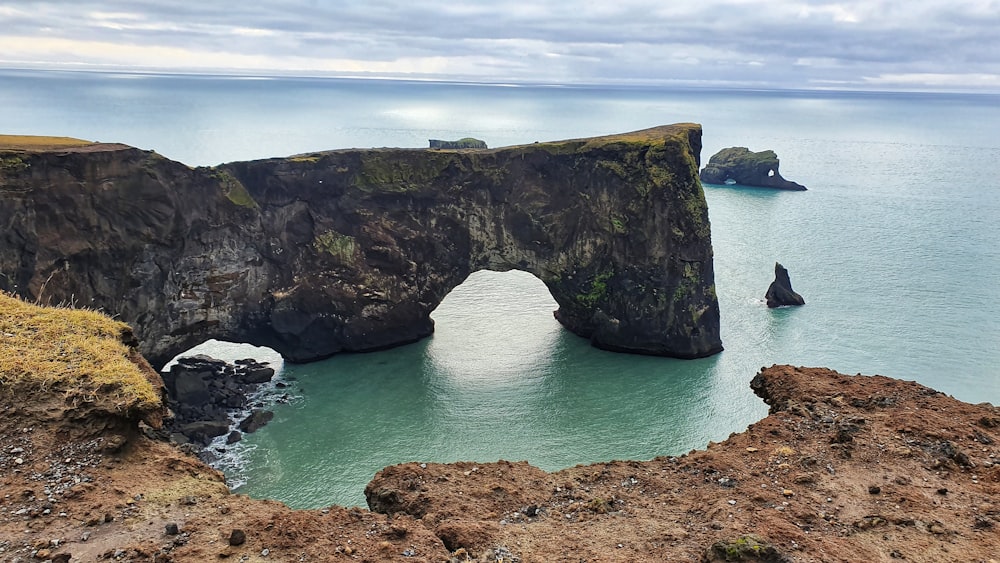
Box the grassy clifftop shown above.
[0,134,94,151]
[0,293,161,412]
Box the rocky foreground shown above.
[1,358,998,562]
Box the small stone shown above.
[868,485,881,494]
[14,457,24,465]
[727,500,737,505]
[81,531,91,542]
[165,523,179,535]
[229,529,246,546]
[746,447,758,452]
[936,488,948,495]
[261,548,270,556]
[36,548,51,559]
[782,489,794,497]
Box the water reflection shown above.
[426,270,561,388]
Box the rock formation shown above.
[700,147,806,190]
[162,355,284,451]
[0,124,722,368]
[765,262,805,308]
[428,137,487,149]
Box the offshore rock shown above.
[0,125,722,367]
[700,147,806,190]
[429,137,487,149]
[765,262,805,308]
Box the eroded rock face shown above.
[700,147,806,190]
[0,124,722,367]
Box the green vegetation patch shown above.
[211,169,257,208]
[577,271,613,307]
[354,151,455,192]
[610,214,627,234]
[705,534,787,562]
[596,159,627,179]
[0,155,29,173]
[314,230,357,263]
[672,262,700,303]
[0,293,161,412]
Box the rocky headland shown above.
[1,293,998,562]
[700,147,807,190]
[0,125,721,367]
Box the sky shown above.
[2,1,999,92]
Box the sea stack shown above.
[765,262,805,308]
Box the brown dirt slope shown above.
[1,303,998,563]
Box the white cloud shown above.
[1,0,999,91]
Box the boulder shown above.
[178,420,231,445]
[239,365,275,384]
[700,147,806,190]
[765,263,805,308]
[167,368,212,406]
[239,409,274,434]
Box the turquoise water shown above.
[4,70,999,508]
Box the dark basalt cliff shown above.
[0,124,722,367]
[700,146,806,190]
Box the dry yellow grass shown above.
[0,292,160,411]
[0,134,93,150]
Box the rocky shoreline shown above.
[160,355,290,463]
[2,360,998,562]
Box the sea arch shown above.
[0,125,722,369]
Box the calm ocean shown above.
[3,69,998,508]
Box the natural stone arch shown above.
[0,124,722,368]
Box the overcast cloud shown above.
[2,0,999,91]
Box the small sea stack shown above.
[765,262,805,308]
[700,147,806,190]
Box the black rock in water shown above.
[765,263,805,308]
[701,147,806,190]
[161,356,281,459]
[238,409,274,434]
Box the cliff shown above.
[700,147,807,190]
[0,124,721,368]
[1,300,996,561]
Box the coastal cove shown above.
[3,70,1000,511]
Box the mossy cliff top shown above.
[0,134,95,151]
[0,293,162,415]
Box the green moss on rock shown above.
[354,152,455,192]
[577,271,613,307]
[0,156,29,173]
[212,169,257,208]
[314,230,357,263]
